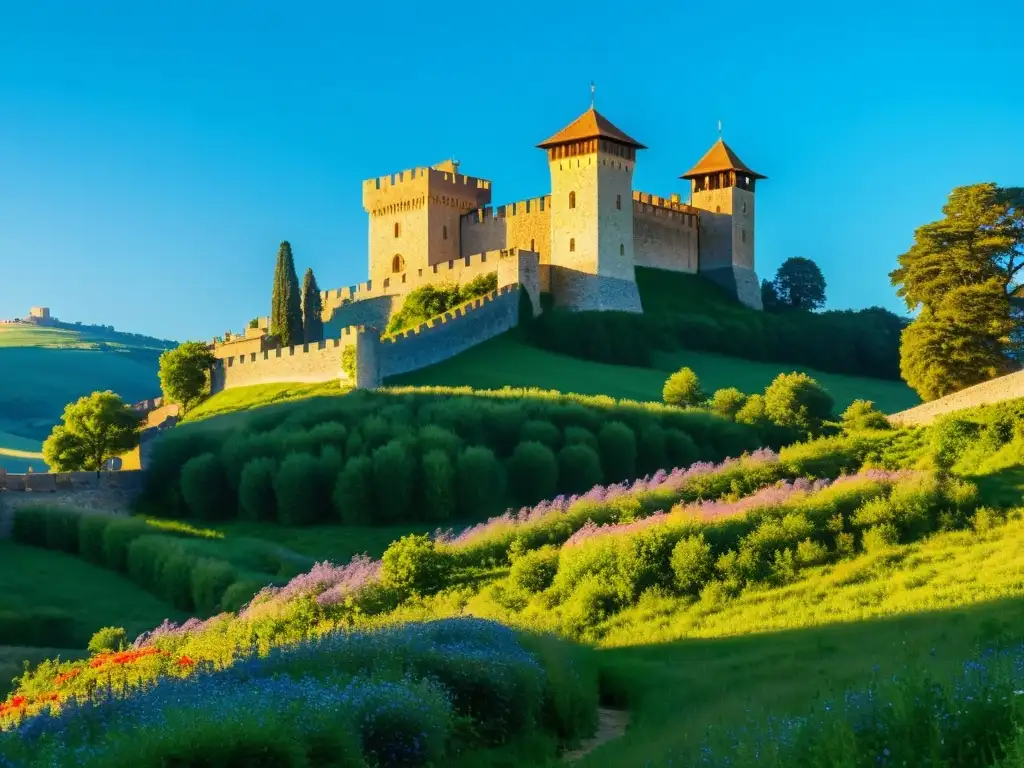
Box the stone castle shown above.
[211,103,766,392]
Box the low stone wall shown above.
[889,369,1024,426]
[0,470,144,538]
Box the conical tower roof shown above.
[537,107,646,150]
[680,138,765,180]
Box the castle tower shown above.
[362,161,491,290]
[537,107,645,312]
[681,138,766,310]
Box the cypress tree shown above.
[270,241,303,347]
[301,267,324,344]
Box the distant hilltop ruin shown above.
[0,306,56,326]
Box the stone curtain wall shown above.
[889,369,1024,426]
[632,192,700,274]
[211,333,359,392]
[460,197,552,289]
[0,470,144,537]
[378,286,521,379]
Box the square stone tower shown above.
[538,108,644,312]
[682,139,766,310]
[362,162,492,289]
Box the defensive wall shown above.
[377,284,522,380]
[213,250,540,392]
[460,197,552,289]
[888,369,1024,427]
[632,191,700,274]
[0,469,143,537]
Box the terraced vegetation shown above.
[4,395,1023,765]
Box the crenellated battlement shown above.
[382,284,517,342]
[462,195,551,226]
[361,165,492,195]
[362,163,492,216]
[221,336,349,369]
[632,190,700,227]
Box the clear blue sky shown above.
[1,0,1021,342]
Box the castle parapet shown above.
[632,190,699,227]
[362,164,492,214]
[463,195,551,225]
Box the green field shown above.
[0,324,172,448]
[0,541,185,695]
[388,334,920,414]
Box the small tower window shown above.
[392,254,405,273]
[530,239,535,252]
[716,206,721,213]
[569,191,576,209]
[741,229,747,243]
[569,238,575,252]
[394,222,400,238]
[742,201,747,215]
[620,243,625,256]
[616,194,621,210]
[443,225,448,240]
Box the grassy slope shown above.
[0,541,186,695]
[388,334,920,414]
[0,325,173,464]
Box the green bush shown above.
[736,393,770,427]
[101,517,152,573]
[662,367,705,408]
[274,453,324,526]
[333,456,373,525]
[88,626,128,653]
[380,534,449,596]
[190,557,239,615]
[663,428,699,469]
[341,344,356,380]
[670,533,714,594]
[597,421,638,482]
[557,444,604,494]
[456,446,504,519]
[862,522,900,551]
[563,426,598,450]
[219,577,268,613]
[930,416,980,471]
[507,441,559,504]
[421,449,455,522]
[372,440,417,524]
[509,546,560,593]
[710,387,748,420]
[521,419,561,450]
[10,507,48,547]
[78,513,111,565]
[180,453,231,520]
[764,372,835,437]
[841,399,891,432]
[238,457,278,521]
[0,609,76,648]
[637,424,668,475]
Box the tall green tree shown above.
[890,183,1024,400]
[771,257,827,310]
[301,267,324,344]
[271,240,303,347]
[43,391,140,472]
[158,341,217,414]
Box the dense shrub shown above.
[180,453,231,520]
[10,507,48,547]
[385,273,498,336]
[238,457,278,521]
[763,372,835,437]
[0,609,75,648]
[841,399,891,432]
[87,626,127,653]
[710,387,748,420]
[670,534,714,594]
[557,444,604,494]
[78,513,111,566]
[145,388,767,527]
[101,517,153,573]
[662,367,705,408]
[506,441,559,504]
[509,546,560,593]
[381,534,449,596]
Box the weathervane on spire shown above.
[590,81,595,108]
[718,120,723,139]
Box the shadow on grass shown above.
[579,594,1024,767]
[973,464,1024,507]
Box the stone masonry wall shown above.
[0,470,144,538]
[211,332,358,392]
[632,192,700,273]
[889,369,1024,426]
[378,285,521,379]
[461,197,551,289]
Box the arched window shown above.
[394,222,400,238]
[442,225,448,240]
[715,206,721,213]
[616,194,621,210]
[392,254,405,273]
[569,191,576,209]
[569,238,575,252]
[620,243,625,256]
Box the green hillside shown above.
[388,333,920,414]
[0,323,174,469]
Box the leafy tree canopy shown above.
[159,341,217,414]
[385,273,498,336]
[301,267,324,344]
[662,367,706,408]
[42,391,140,472]
[770,257,827,311]
[271,240,303,347]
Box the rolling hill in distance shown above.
[0,321,176,472]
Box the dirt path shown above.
[889,369,1024,426]
[563,707,630,762]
